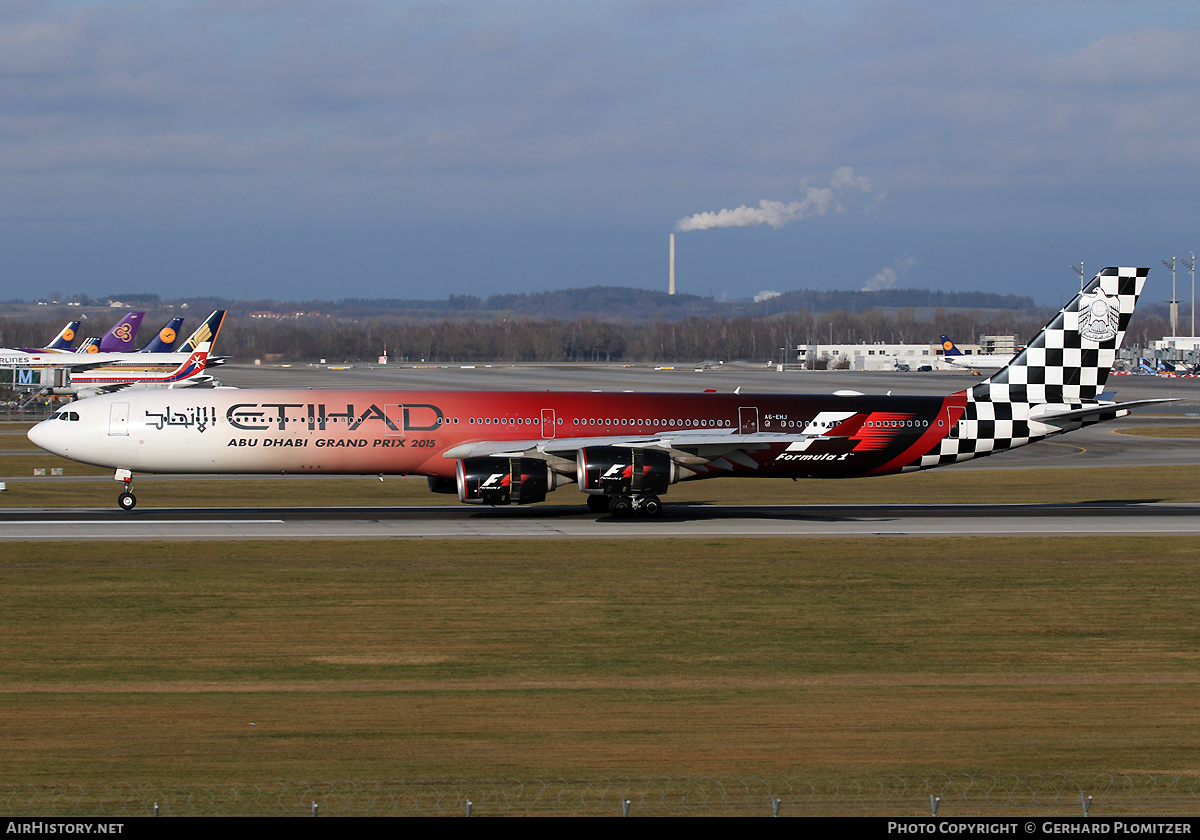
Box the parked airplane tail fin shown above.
[970,267,1147,407]
[97,312,145,353]
[178,311,226,354]
[44,321,81,351]
[139,318,185,352]
[939,336,963,357]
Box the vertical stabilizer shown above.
[44,321,81,351]
[916,267,1149,470]
[139,318,185,352]
[178,311,226,354]
[97,312,145,353]
[971,267,1147,407]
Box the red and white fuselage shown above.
[29,386,970,479]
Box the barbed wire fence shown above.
[3,775,1200,817]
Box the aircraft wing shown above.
[71,376,215,395]
[51,357,123,372]
[50,354,194,373]
[442,415,862,472]
[443,431,794,474]
[82,383,135,395]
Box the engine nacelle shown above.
[427,476,457,495]
[455,457,558,505]
[576,446,677,496]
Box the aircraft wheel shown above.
[586,494,610,513]
[608,497,633,518]
[118,491,137,512]
[637,496,663,517]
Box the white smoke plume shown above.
[861,254,920,292]
[675,166,881,233]
[861,266,900,292]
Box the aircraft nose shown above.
[28,416,65,456]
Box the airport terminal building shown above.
[795,342,954,371]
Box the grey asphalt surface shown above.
[4,503,1200,541]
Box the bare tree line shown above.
[0,306,1173,364]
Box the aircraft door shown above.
[738,406,759,434]
[108,402,130,436]
[946,406,965,439]
[541,409,556,439]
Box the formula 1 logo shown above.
[1078,288,1119,343]
[601,463,631,480]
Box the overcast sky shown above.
[3,0,1199,305]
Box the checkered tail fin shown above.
[970,267,1148,406]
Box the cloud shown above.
[674,167,883,232]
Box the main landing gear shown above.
[586,494,664,518]
[115,469,136,511]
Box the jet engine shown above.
[455,457,559,505]
[576,446,677,496]
[427,476,457,495]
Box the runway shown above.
[5,501,1200,540]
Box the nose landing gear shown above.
[114,469,136,511]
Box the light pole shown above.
[1182,252,1196,337]
[1164,257,1179,338]
[1071,261,1085,291]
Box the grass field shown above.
[3,537,1200,788]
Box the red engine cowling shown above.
[576,446,677,495]
[456,457,557,505]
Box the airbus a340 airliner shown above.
[29,268,1171,515]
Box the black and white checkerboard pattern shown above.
[915,267,1148,469]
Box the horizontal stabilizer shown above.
[1029,398,1179,425]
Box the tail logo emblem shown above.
[1079,289,1119,343]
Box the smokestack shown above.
[669,233,675,295]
